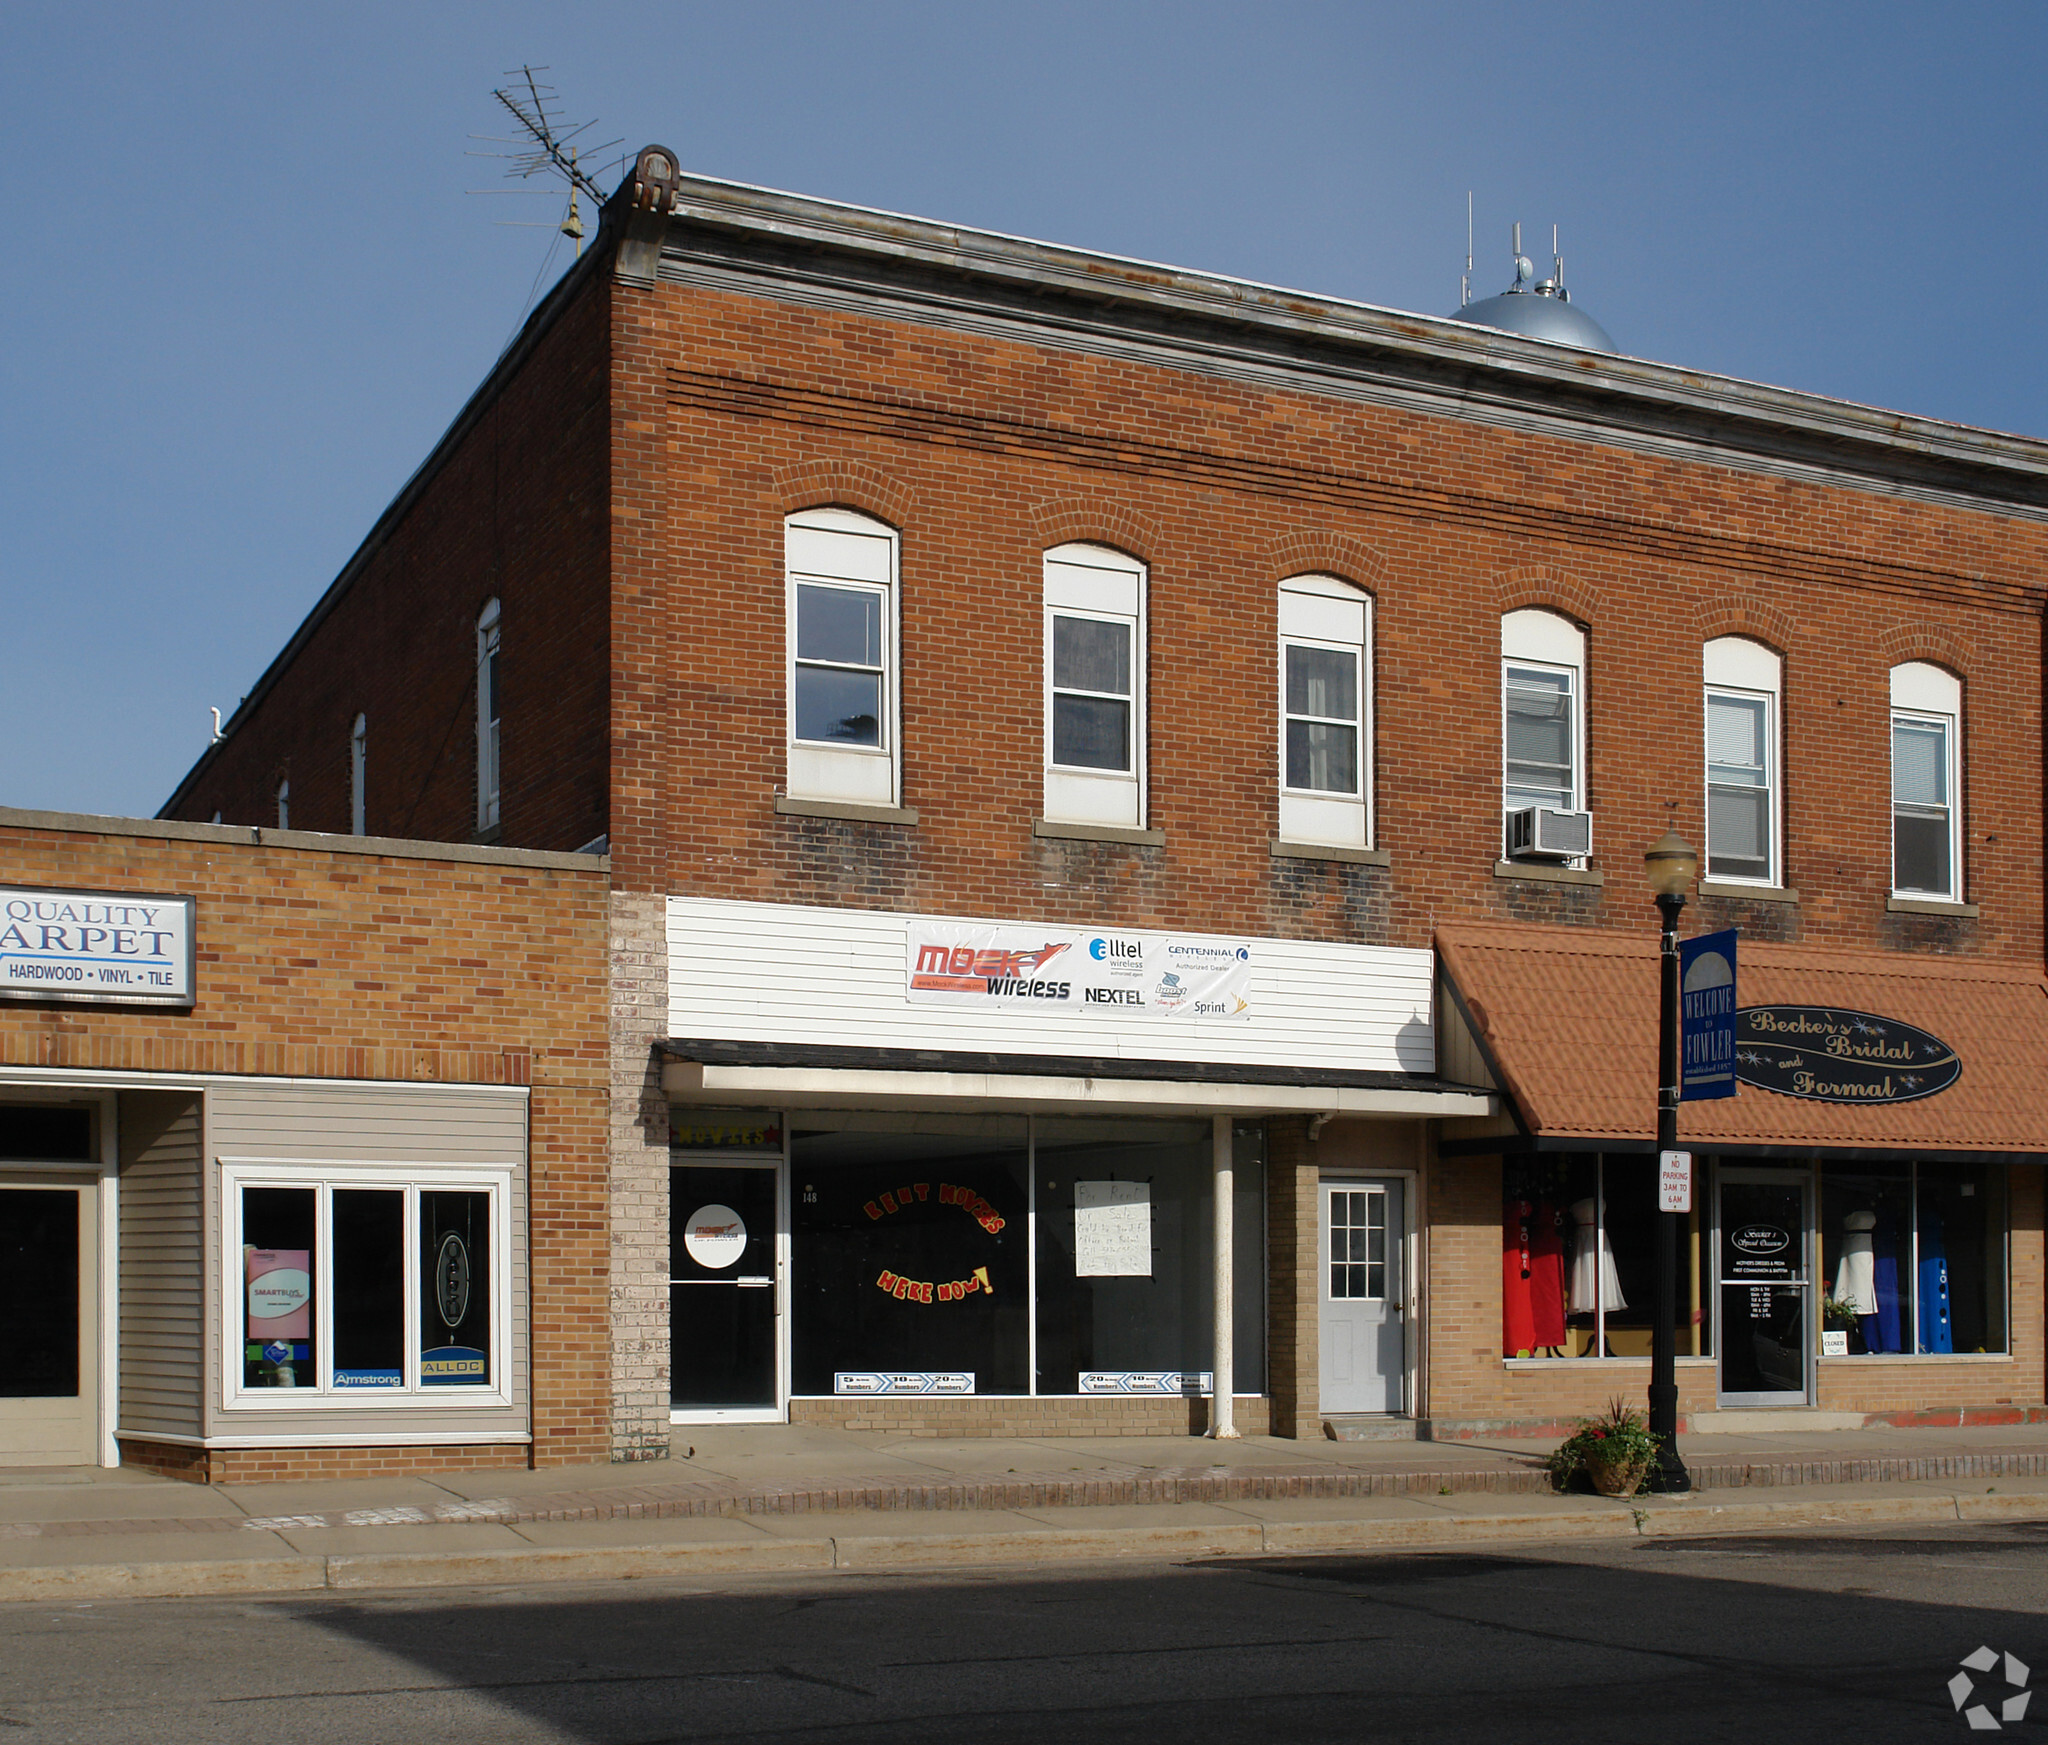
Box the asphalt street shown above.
[4,1520,2046,1742]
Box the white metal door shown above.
[1319,1178,1404,1415]
[0,1178,98,1466]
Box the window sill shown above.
[1816,1351,2010,1363]
[1699,879,1800,905]
[470,823,503,847]
[1272,839,1389,867]
[1887,894,1979,918]
[1033,819,1165,847]
[775,796,920,827]
[1494,859,1603,888]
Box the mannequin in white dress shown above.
[1835,1209,1878,1313]
[1568,1197,1626,1315]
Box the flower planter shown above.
[1586,1455,1650,1497]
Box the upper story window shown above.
[476,599,501,833]
[1703,637,1782,885]
[1501,609,1587,860]
[1891,661,1962,899]
[1278,575,1372,848]
[350,713,367,837]
[275,779,289,831]
[785,508,899,806]
[1044,544,1146,828]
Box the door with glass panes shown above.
[670,1164,781,1415]
[0,1178,99,1465]
[1716,1169,1812,1405]
[1319,1178,1405,1414]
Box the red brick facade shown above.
[156,162,2048,1443]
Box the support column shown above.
[1210,1113,1239,1438]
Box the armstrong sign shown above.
[1734,1006,1961,1105]
[0,885,195,1007]
[906,920,1251,1021]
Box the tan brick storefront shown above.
[0,811,608,1481]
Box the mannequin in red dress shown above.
[1503,1199,1538,1356]
[1527,1199,1567,1351]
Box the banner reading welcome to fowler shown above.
[906,920,1251,1021]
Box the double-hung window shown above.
[1703,638,1781,885]
[350,713,367,837]
[1500,609,1586,856]
[1044,544,1145,827]
[786,508,899,806]
[476,599,501,833]
[224,1161,510,1405]
[1278,576,1372,847]
[1891,662,1963,899]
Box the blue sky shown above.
[6,1,2045,817]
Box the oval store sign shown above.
[1735,1006,1961,1105]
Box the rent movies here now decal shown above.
[905,920,1251,1020]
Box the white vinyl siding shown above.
[667,895,1435,1075]
[1891,662,1963,899]
[1703,638,1782,885]
[786,509,899,806]
[1279,576,1371,848]
[117,1092,205,1442]
[1044,545,1145,827]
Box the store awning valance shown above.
[660,1039,1496,1121]
[1436,923,2048,1156]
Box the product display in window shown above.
[1817,1163,2004,1356]
[1502,1198,1566,1358]
[1568,1197,1625,1316]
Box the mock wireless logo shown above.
[1950,1646,2030,1730]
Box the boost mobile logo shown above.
[1951,1646,2030,1729]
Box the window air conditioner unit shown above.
[1505,806,1592,861]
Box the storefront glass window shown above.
[231,1174,506,1399]
[1503,1155,1706,1360]
[243,1186,316,1388]
[420,1190,493,1387]
[1033,1119,1265,1396]
[1821,1163,2006,1355]
[790,1116,1030,1396]
[331,1189,404,1388]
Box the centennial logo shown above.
[1950,1645,2030,1730]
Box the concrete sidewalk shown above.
[4,1420,2047,1602]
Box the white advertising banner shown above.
[0,886,195,1007]
[907,920,1251,1021]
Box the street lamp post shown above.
[1643,829,1696,1495]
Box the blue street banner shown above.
[1679,929,1738,1101]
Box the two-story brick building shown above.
[159,147,2048,1455]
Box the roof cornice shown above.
[654,171,2048,517]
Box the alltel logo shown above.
[1089,937,1140,961]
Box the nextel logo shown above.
[1085,987,1143,1005]
[1089,937,1141,961]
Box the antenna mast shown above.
[1462,192,1473,307]
[472,67,622,258]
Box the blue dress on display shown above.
[1873,1209,1904,1354]
[1918,1208,1952,1354]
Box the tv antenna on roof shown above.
[467,66,624,259]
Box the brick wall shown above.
[0,815,612,1471]
[1264,1116,1318,1437]
[608,889,671,1458]
[606,273,2045,965]
[168,271,612,854]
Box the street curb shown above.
[4,1488,2045,1603]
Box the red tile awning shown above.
[1437,922,2048,1154]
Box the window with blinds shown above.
[1706,690,1773,882]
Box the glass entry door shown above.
[0,1179,99,1465]
[1716,1169,1811,1406]
[671,1164,780,1415]
[1318,1179,1405,1415]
